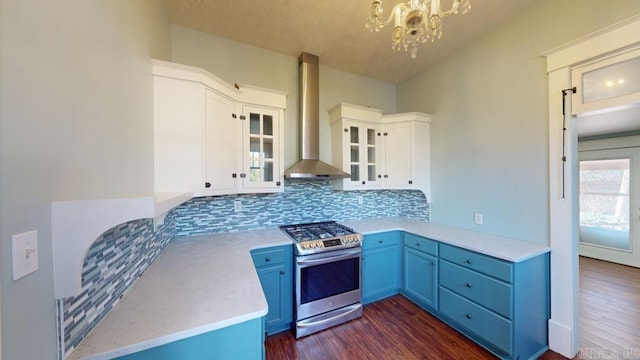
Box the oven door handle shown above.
[296,249,361,266]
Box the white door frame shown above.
[542,14,640,358]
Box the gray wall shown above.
[0,1,171,359]
[170,24,397,170]
[396,0,640,243]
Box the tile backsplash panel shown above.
[174,180,430,236]
[61,180,429,357]
[61,211,176,357]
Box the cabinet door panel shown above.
[363,244,401,304]
[256,264,286,331]
[403,247,437,309]
[242,106,281,190]
[205,90,239,194]
[383,122,412,188]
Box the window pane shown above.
[368,147,375,163]
[350,165,359,182]
[250,137,260,159]
[350,146,359,163]
[263,138,273,159]
[583,56,640,103]
[263,115,273,136]
[367,129,376,145]
[250,113,260,135]
[263,161,273,182]
[579,159,630,250]
[368,165,376,181]
[350,127,359,144]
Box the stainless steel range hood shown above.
[284,53,350,180]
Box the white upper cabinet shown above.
[330,104,384,190]
[152,60,286,197]
[330,103,432,199]
[381,112,431,199]
[572,47,640,115]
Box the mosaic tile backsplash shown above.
[60,211,176,357]
[60,180,429,357]
[174,180,430,236]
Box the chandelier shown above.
[365,0,471,59]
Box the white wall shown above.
[397,0,640,244]
[170,25,396,169]
[0,1,171,359]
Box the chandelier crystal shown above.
[365,0,471,59]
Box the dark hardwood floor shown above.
[266,258,640,359]
[265,295,566,360]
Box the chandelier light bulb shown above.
[365,0,471,59]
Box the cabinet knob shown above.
[465,314,472,319]
[362,181,366,185]
[240,173,247,178]
[465,283,472,288]
[408,180,413,185]
[232,113,237,119]
[265,257,271,262]
[383,132,388,136]
[465,259,472,264]
[205,182,211,188]
[378,175,382,178]
[232,173,237,178]
[384,174,388,178]
[239,115,246,120]
[378,240,383,243]
[416,242,420,247]
[276,181,281,186]
[280,270,285,275]
[344,128,348,132]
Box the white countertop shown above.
[67,228,292,360]
[345,218,551,262]
[68,217,550,359]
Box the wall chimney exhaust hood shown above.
[284,53,350,180]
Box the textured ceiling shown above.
[162,0,538,83]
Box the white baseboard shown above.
[548,319,576,358]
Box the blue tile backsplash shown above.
[61,180,429,357]
[174,180,429,236]
[60,212,176,357]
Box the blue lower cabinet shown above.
[402,245,438,310]
[438,243,550,360]
[115,318,264,360]
[251,245,293,335]
[362,232,402,304]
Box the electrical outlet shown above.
[357,195,364,205]
[12,230,39,281]
[474,213,484,225]
[234,200,242,212]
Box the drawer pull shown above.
[465,283,472,288]
[265,257,271,262]
[416,242,420,246]
[280,270,285,275]
[465,259,472,264]
[465,314,472,319]
[378,240,383,243]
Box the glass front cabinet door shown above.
[242,105,281,190]
[344,120,382,189]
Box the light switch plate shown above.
[12,230,39,281]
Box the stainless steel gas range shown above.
[280,221,363,338]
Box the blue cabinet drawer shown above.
[440,244,512,283]
[251,247,286,268]
[440,287,512,355]
[404,233,438,256]
[440,260,512,318]
[363,231,402,251]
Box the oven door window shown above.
[300,257,360,304]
